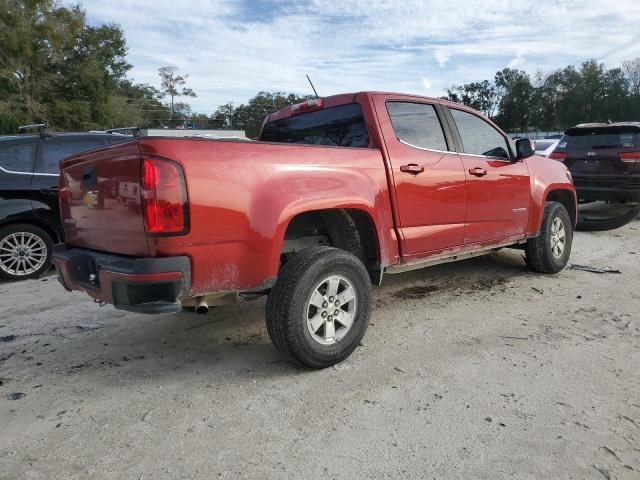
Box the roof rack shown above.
[106,126,141,136]
[18,123,49,136]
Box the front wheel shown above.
[0,224,53,281]
[266,246,372,368]
[525,201,573,274]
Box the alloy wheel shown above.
[306,275,357,345]
[0,232,48,277]
[549,217,566,259]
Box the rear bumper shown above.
[575,186,640,202]
[573,175,640,202]
[52,245,190,314]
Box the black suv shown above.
[0,132,129,280]
[550,123,640,230]
[550,122,640,202]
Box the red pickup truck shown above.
[52,92,576,368]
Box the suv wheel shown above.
[0,224,53,281]
[525,201,573,274]
[266,246,372,368]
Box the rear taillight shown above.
[619,151,640,163]
[141,157,188,235]
[549,152,567,161]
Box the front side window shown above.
[386,102,448,151]
[39,140,105,174]
[260,103,369,147]
[0,143,36,173]
[451,109,510,159]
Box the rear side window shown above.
[558,128,640,150]
[39,140,105,174]
[386,102,448,151]
[260,103,369,147]
[0,143,36,173]
[450,109,510,159]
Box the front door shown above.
[447,108,530,243]
[374,97,467,256]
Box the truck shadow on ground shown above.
[3,250,535,386]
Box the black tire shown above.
[0,224,53,281]
[266,246,372,368]
[525,201,573,274]
[576,205,639,232]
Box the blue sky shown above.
[83,0,640,114]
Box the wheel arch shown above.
[278,207,383,284]
[545,189,577,228]
[0,217,62,243]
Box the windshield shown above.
[260,103,369,148]
[558,127,640,149]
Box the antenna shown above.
[306,75,320,99]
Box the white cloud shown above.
[508,51,526,68]
[80,0,640,113]
[434,49,451,68]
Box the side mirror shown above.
[515,138,534,159]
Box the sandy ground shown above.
[1,220,639,480]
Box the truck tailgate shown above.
[60,141,150,256]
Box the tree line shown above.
[0,1,312,136]
[444,59,640,134]
[2,1,639,137]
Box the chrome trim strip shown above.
[397,139,456,155]
[0,166,58,177]
[457,152,513,162]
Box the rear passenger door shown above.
[445,108,530,244]
[31,138,108,229]
[0,142,37,216]
[374,96,467,256]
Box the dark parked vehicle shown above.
[0,132,129,280]
[550,122,640,230]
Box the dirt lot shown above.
[1,220,639,480]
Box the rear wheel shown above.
[0,224,53,281]
[525,201,573,274]
[266,246,372,368]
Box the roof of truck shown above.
[264,91,476,124]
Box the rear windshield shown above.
[260,103,369,148]
[558,127,640,150]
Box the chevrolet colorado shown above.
[52,92,577,368]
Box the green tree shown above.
[0,0,131,132]
[158,66,196,125]
[229,91,313,138]
[493,68,535,132]
[444,80,498,118]
[106,80,168,128]
[209,102,236,129]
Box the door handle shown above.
[469,167,488,177]
[400,164,425,175]
[39,187,59,196]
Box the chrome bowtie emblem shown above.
[83,190,99,207]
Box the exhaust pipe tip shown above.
[195,296,209,315]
